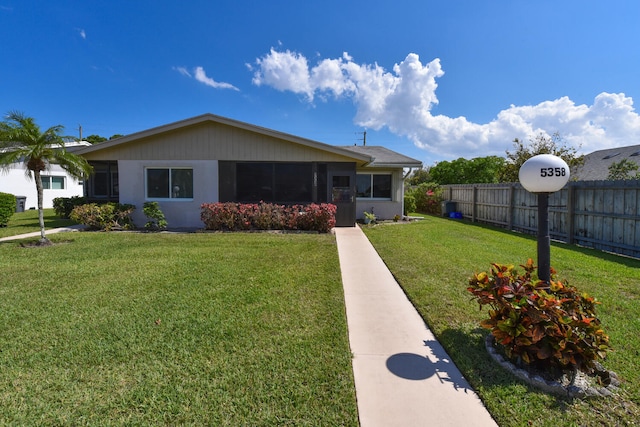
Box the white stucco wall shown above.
[118,160,219,229]
[0,164,85,210]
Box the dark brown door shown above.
[330,174,356,226]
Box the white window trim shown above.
[144,167,194,201]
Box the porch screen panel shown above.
[274,163,312,202]
[237,163,274,202]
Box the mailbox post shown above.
[518,154,570,283]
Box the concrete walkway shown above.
[0,224,86,242]
[335,226,497,427]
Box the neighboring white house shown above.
[0,141,91,210]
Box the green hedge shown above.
[53,196,87,219]
[0,192,17,227]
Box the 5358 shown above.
[540,167,566,177]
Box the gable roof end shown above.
[75,113,373,163]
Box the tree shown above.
[405,167,431,185]
[0,112,93,245]
[429,156,506,185]
[85,134,107,144]
[499,132,584,182]
[607,158,639,180]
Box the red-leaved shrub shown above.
[201,202,337,233]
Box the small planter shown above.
[485,335,620,398]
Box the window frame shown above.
[355,173,393,201]
[145,167,194,201]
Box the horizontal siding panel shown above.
[83,122,358,163]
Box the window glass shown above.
[171,169,193,198]
[147,169,170,198]
[41,176,50,190]
[51,176,65,189]
[356,175,372,198]
[373,175,391,198]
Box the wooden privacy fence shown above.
[442,180,640,259]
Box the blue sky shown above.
[2,1,640,166]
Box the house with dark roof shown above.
[75,114,422,228]
[573,144,640,181]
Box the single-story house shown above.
[573,144,640,180]
[0,141,90,210]
[75,114,422,228]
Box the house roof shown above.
[339,145,423,168]
[573,144,640,180]
[75,113,374,164]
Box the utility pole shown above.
[78,124,83,141]
[356,131,367,146]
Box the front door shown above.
[330,174,356,226]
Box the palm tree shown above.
[0,111,92,245]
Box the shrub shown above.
[467,259,610,374]
[143,201,167,231]
[289,203,337,233]
[0,192,16,227]
[70,203,135,231]
[403,193,416,215]
[200,202,336,233]
[53,196,86,219]
[406,183,443,215]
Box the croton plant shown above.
[468,259,610,373]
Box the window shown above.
[41,175,65,190]
[88,161,118,199]
[356,174,392,200]
[146,168,193,199]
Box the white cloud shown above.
[252,48,313,99]
[251,49,640,158]
[76,28,86,39]
[173,66,191,78]
[175,66,239,91]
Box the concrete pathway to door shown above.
[334,226,498,427]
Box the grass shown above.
[0,209,75,238]
[0,230,358,425]
[363,216,640,427]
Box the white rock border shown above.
[485,335,620,398]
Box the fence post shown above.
[508,184,515,231]
[472,185,478,223]
[566,183,575,244]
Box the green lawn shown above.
[0,208,75,238]
[0,231,358,426]
[363,216,640,427]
